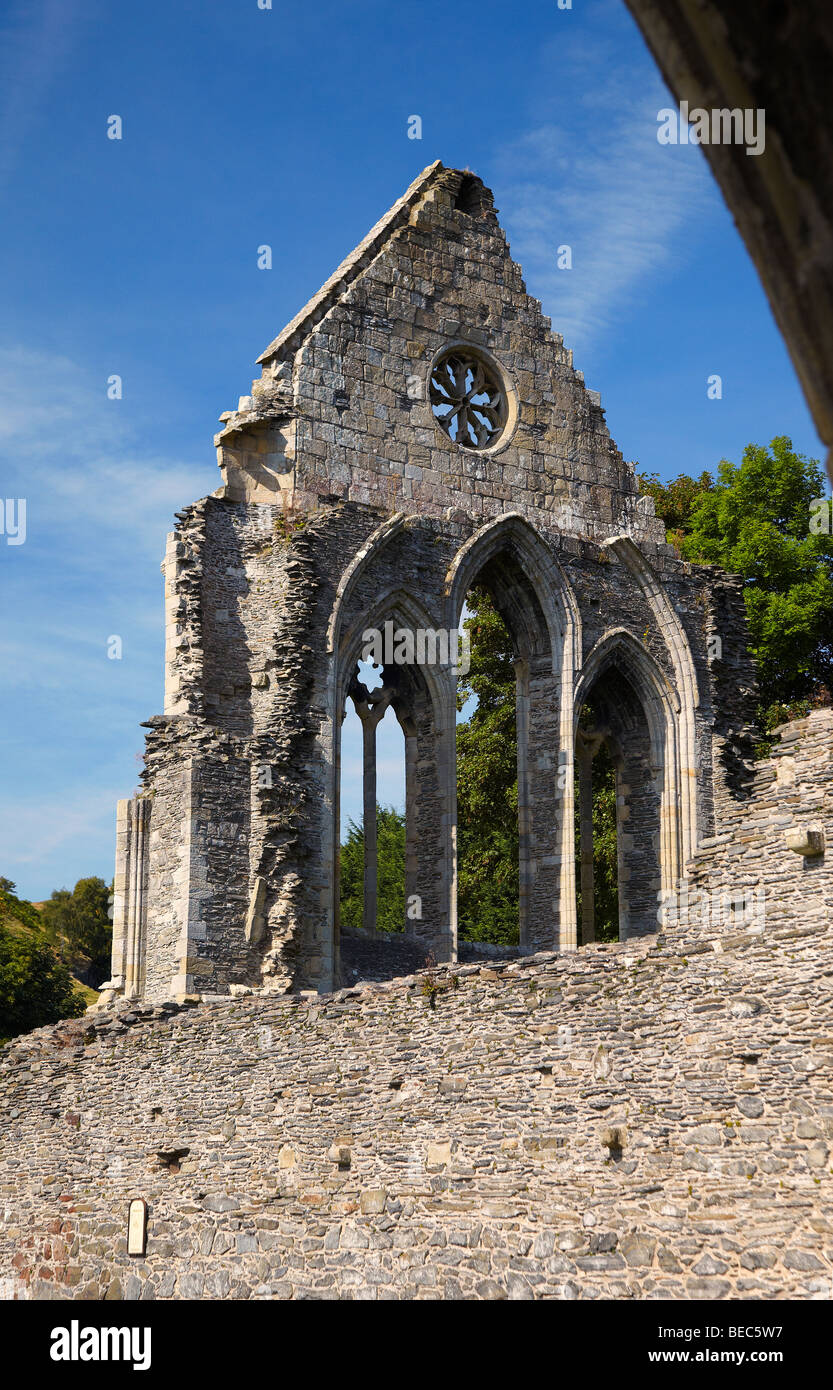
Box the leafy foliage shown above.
[0,878,43,933]
[575,741,619,942]
[40,877,113,984]
[640,438,833,731]
[638,470,715,551]
[0,924,85,1042]
[455,592,625,941]
[340,806,406,934]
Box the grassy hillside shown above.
[0,886,98,1008]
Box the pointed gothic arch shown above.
[330,583,457,974]
[575,628,686,937]
[445,513,582,953]
[602,537,699,867]
[444,511,581,670]
[327,513,409,656]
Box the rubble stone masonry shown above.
[1,874,831,1300]
[1,713,831,1301]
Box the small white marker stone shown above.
[127,1198,147,1256]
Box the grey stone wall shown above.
[671,708,833,943]
[2,897,831,1301]
[242,164,668,545]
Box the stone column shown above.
[109,798,131,993]
[520,658,566,952]
[352,691,392,934]
[108,796,151,1002]
[126,798,151,997]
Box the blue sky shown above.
[0,0,824,900]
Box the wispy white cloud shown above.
[0,345,210,562]
[0,343,207,893]
[492,25,720,364]
[0,784,124,870]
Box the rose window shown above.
[429,350,507,448]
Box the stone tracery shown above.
[429,349,507,449]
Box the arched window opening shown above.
[454,552,551,953]
[456,585,520,948]
[454,173,485,217]
[336,654,428,983]
[574,660,663,943]
[574,706,619,943]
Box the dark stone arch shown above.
[576,628,684,920]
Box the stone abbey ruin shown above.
[2,164,832,1301]
[106,161,757,1002]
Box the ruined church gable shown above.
[104,161,763,1008]
[216,163,663,546]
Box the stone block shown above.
[359,1190,387,1215]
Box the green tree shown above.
[0,925,85,1042]
[340,806,406,933]
[575,740,619,943]
[455,587,519,944]
[638,469,715,551]
[640,438,833,730]
[40,877,112,984]
[0,878,43,933]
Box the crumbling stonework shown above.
[5,699,826,1303]
[672,708,833,942]
[101,163,759,1004]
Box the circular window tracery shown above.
[429,349,508,449]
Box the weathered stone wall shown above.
[137,721,253,1002]
[228,164,667,544]
[2,899,831,1301]
[672,708,833,942]
[141,744,190,1004]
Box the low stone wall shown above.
[2,916,832,1301]
[339,927,520,985]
